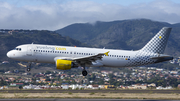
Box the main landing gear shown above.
[27,62,31,72]
[82,66,88,76]
[82,69,88,76]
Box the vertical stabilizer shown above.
[140,27,172,54]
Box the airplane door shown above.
[27,46,33,56]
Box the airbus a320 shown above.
[7,27,173,76]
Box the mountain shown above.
[0,30,85,61]
[56,19,180,57]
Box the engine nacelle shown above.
[56,59,76,70]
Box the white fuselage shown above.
[7,44,159,68]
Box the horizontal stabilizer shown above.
[150,54,173,63]
[150,54,172,59]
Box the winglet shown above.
[104,51,110,56]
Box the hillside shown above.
[56,19,180,57]
[0,30,85,62]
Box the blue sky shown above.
[3,0,180,6]
[95,0,180,5]
[0,0,180,30]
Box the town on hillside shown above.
[0,57,180,90]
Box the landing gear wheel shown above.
[82,70,88,76]
[26,62,32,72]
[27,68,31,72]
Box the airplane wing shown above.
[54,51,109,65]
[72,51,109,65]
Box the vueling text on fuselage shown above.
[55,47,66,50]
[36,46,66,51]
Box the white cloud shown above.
[0,0,180,30]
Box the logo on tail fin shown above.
[125,27,172,67]
[141,27,172,54]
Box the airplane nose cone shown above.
[7,51,12,58]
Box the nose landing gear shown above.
[27,62,31,72]
[27,68,31,72]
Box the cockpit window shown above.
[14,48,21,51]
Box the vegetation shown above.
[56,19,180,56]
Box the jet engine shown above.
[56,59,77,70]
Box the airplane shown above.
[7,27,173,76]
